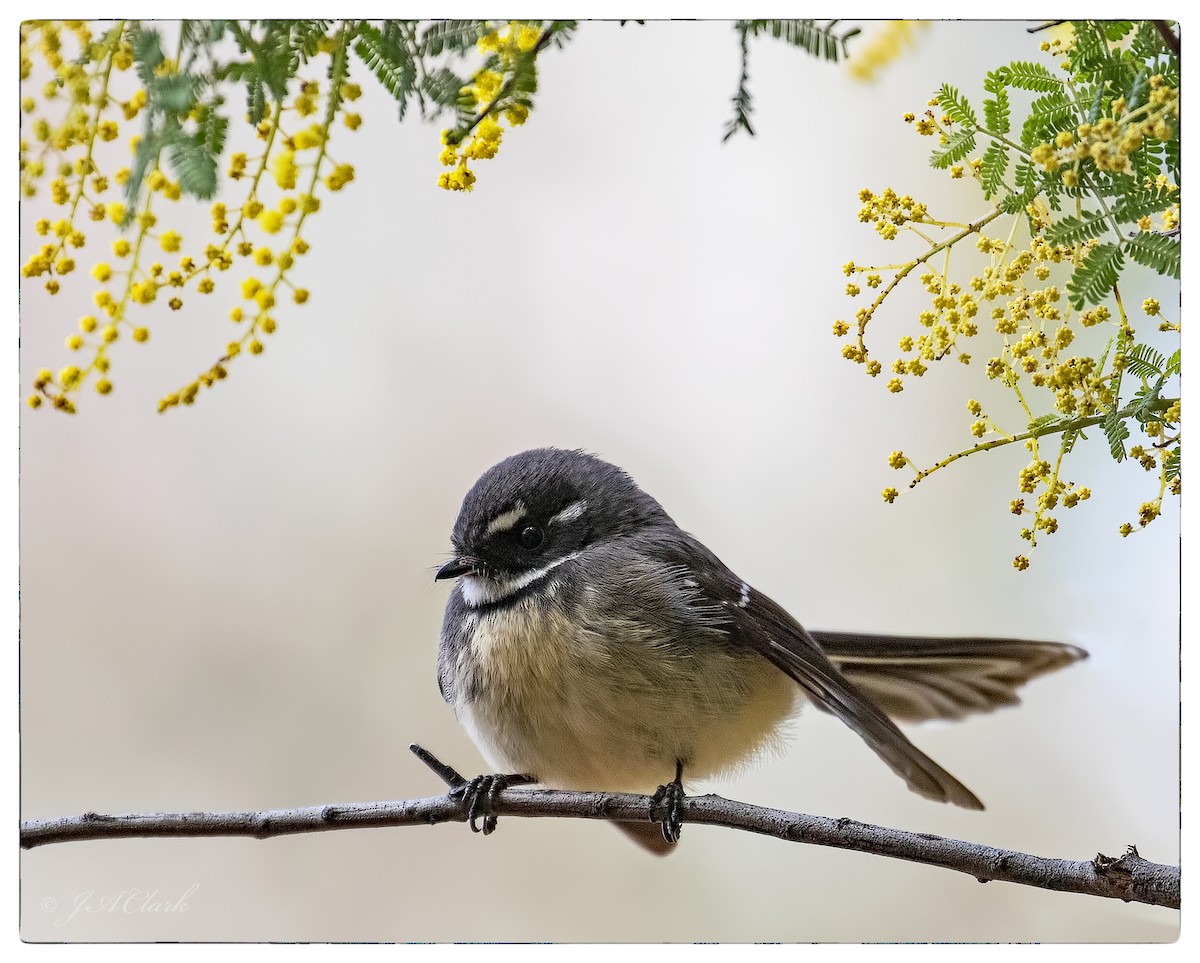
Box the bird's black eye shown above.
[519,525,544,550]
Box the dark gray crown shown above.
[450,448,673,575]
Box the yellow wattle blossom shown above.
[272,150,299,189]
[849,21,928,83]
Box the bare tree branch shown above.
[21,791,1179,909]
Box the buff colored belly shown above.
[452,599,799,792]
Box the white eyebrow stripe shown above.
[485,501,527,535]
[549,499,588,526]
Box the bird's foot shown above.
[450,772,535,835]
[408,745,534,837]
[650,761,686,844]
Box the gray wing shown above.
[652,531,985,810]
[812,632,1088,723]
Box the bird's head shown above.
[435,448,671,604]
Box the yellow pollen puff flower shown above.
[133,327,150,342]
[131,281,157,304]
[243,200,264,219]
[439,145,459,167]
[28,395,43,409]
[254,247,273,266]
[1143,298,1160,316]
[249,340,264,355]
[326,164,355,191]
[91,262,112,282]
[137,212,157,230]
[279,197,297,215]
[80,315,97,333]
[106,202,126,223]
[101,324,120,342]
[96,379,113,395]
[477,115,503,143]
[505,103,530,126]
[299,194,320,214]
[241,278,262,300]
[293,126,325,150]
[59,365,82,386]
[277,252,294,270]
[341,83,362,102]
[293,288,309,304]
[160,230,182,253]
[344,113,362,130]
[516,24,540,51]
[473,70,504,104]
[66,334,84,350]
[230,307,244,322]
[272,150,299,190]
[259,209,285,233]
[255,290,275,310]
[881,487,898,503]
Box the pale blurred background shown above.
[19,20,1179,942]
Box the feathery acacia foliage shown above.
[837,20,1179,565]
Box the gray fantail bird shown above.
[434,448,1087,854]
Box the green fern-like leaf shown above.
[153,74,196,113]
[982,76,1010,135]
[1125,343,1166,381]
[132,27,165,86]
[1113,184,1173,223]
[724,23,755,142]
[1164,447,1181,480]
[167,138,218,199]
[929,130,976,169]
[195,105,228,156]
[1045,211,1112,246]
[1102,408,1131,462]
[1164,350,1181,378]
[1061,427,1082,455]
[420,20,486,57]
[743,19,856,62]
[980,142,1009,199]
[1020,91,1076,150]
[1067,242,1124,308]
[1126,232,1181,279]
[354,23,418,116]
[1005,60,1063,92]
[937,83,978,128]
[421,66,468,113]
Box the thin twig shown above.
[1153,20,1180,57]
[21,750,1179,910]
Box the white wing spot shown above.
[485,501,527,535]
[738,581,751,608]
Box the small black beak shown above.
[435,557,475,581]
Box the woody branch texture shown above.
[21,780,1179,910]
